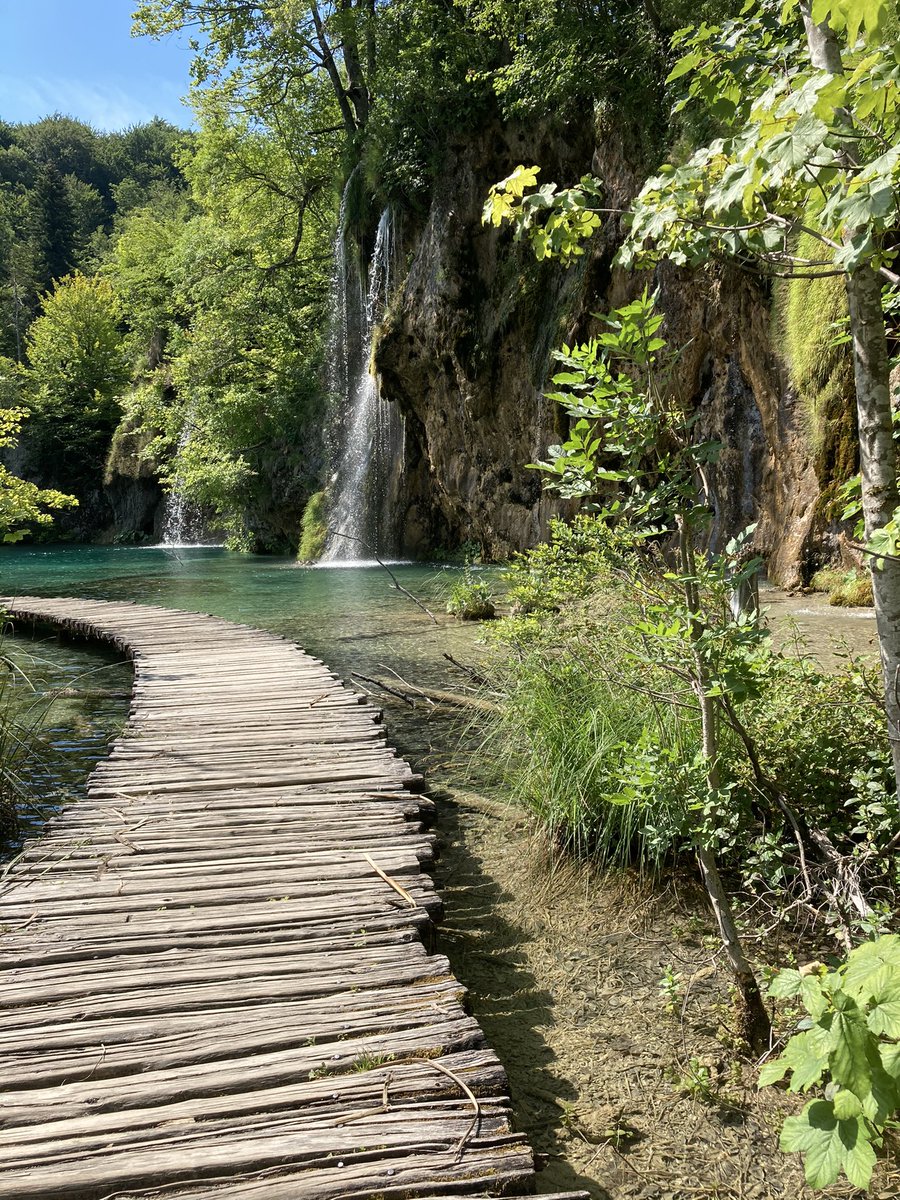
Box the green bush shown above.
[486,517,894,908]
[762,936,900,1190]
[446,568,496,621]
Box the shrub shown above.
[446,567,496,620]
[486,518,894,916]
[761,936,900,1190]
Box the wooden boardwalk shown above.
[0,597,587,1200]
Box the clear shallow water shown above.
[0,546,879,859]
[761,585,878,667]
[0,545,492,854]
[0,634,131,851]
[0,544,485,684]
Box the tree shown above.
[134,2,378,140]
[486,0,900,804]
[0,360,75,539]
[24,273,130,490]
[28,161,77,294]
[107,115,332,548]
[533,289,775,1044]
[624,0,900,804]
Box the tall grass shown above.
[486,610,699,870]
[484,531,890,892]
[0,652,53,849]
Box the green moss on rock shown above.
[297,490,328,562]
[809,567,873,607]
[103,413,159,485]
[774,233,858,515]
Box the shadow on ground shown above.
[430,786,609,1200]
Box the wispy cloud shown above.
[0,74,192,130]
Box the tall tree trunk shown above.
[309,1,359,137]
[339,0,370,128]
[801,2,900,796]
[846,266,900,790]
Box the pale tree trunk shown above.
[846,269,900,792]
[801,3,900,795]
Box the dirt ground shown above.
[367,595,895,1200]
[422,779,899,1200]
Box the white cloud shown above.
[0,73,192,130]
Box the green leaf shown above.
[780,1027,831,1092]
[867,983,900,1038]
[781,1100,877,1190]
[768,968,804,998]
[763,113,829,182]
[801,973,831,1020]
[828,1005,874,1098]
[667,50,703,83]
[832,1089,862,1119]
[841,1123,879,1190]
[844,936,900,1002]
[781,1101,843,1188]
[759,1056,789,1086]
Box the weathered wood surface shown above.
[0,597,588,1200]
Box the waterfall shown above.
[322,204,405,563]
[161,487,206,547]
[160,420,210,547]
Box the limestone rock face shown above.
[654,263,820,588]
[375,124,823,585]
[375,121,601,558]
[101,417,163,542]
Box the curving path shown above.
[0,597,587,1200]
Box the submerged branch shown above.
[326,531,438,623]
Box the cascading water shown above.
[160,419,209,547]
[322,204,405,562]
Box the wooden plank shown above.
[0,596,544,1198]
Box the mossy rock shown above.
[809,567,873,607]
[453,597,496,621]
[773,233,858,505]
[104,413,160,484]
[829,576,874,607]
[297,490,328,562]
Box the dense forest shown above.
[3,0,900,1193]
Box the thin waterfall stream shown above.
[159,413,219,547]
[323,205,405,562]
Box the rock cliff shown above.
[374,122,834,586]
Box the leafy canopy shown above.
[0,365,76,540]
[621,0,900,281]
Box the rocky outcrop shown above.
[653,263,820,587]
[375,120,604,558]
[101,416,164,542]
[375,122,825,585]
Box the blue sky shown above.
[0,2,195,130]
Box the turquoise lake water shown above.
[0,545,489,851]
[0,544,879,854]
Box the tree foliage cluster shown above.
[0,102,333,545]
[110,0,750,545]
[482,0,900,1184]
[0,114,188,360]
